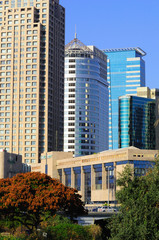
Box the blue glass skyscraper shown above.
[103,48,146,149]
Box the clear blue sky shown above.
[60,0,159,89]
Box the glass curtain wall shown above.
[119,96,156,149]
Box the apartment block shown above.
[0,0,65,163]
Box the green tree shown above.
[0,172,86,233]
[109,162,159,240]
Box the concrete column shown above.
[71,167,75,188]
[91,165,95,191]
[62,168,65,185]
[113,162,116,200]
[102,163,106,190]
[81,167,85,201]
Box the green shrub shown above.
[42,214,71,227]
[85,225,102,240]
[46,223,91,240]
[0,235,23,240]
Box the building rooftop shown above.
[101,146,139,153]
[65,37,107,61]
[103,47,146,56]
[65,37,92,53]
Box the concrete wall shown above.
[0,151,22,179]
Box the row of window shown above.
[1,46,38,53]
[0,93,37,102]
[1,29,38,36]
[1,35,38,42]
[0,77,38,83]
[0,53,38,59]
[0,120,37,128]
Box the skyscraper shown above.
[137,87,159,149]
[64,37,109,157]
[119,95,156,149]
[103,48,146,150]
[0,0,65,163]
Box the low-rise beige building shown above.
[31,147,158,204]
[0,149,29,179]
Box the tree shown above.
[0,172,86,232]
[109,162,159,240]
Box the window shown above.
[26,53,31,58]
[31,105,36,109]
[25,111,30,116]
[26,88,31,92]
[25,147,30,151]
[25,117,30,121]
[25,129,30,133]
[25,153,30,157]
[27,31,32,35]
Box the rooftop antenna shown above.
[75,24,77,39]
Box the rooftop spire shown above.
[75,24,77,39]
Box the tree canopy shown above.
[0,172,86,232]
[110,161,159,240]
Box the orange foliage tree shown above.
[0,172,86,231]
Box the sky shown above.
[60,0,159,89]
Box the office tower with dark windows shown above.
[0,0,65,163]
[64,37,109,157]
[103,48,146,150]
[137,87,159,149]
[119,94,156,149]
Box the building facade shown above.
[103,48,146,150]
[0,0,65,163]
[137,87,159,149]
[0,149,30,179]
[31,147,158,204]
[119,95,156,149]
[64,37,109,157]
